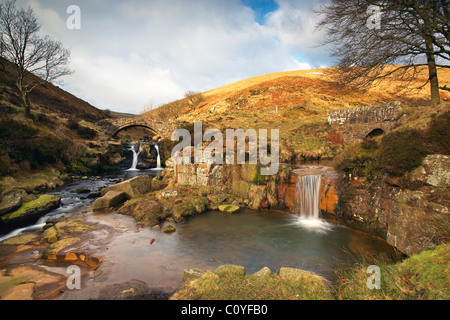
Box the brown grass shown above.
[136,66,449,159]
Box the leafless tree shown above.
[0,0,73,117]
[184,90,205,111]
[317,0,449,106]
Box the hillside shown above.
[0,58,126,190]
[140,66,450,160]
[0,58,109,122]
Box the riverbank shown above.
[1,202,447,300]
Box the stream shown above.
[0,153,399,299]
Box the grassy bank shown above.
[336,243,449,300]
[171,243,449,300]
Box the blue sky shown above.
[16,0,332,114]
[242,0,279,24]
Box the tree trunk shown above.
[19,88,31,118]
[425,38,441,106]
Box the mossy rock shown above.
[171,264,333,300]
[182,268,206,284]
[0,194,61,232]
[54,218,98,234]
[215,264,246,276]
[41,226,59,244]
[172,196,209,220]
[218,204,240,213]
[41,237,80,259]
[162,225,176,233]
[0,233,38,246]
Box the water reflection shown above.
[94,210,397,288]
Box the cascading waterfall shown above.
[296,174,321,219]
[128,142,141,171]
[154,144,162,170]
[293,169,333,233]
[148,144,163,171]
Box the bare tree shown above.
[317,0,450,106]
[0,0,72,117]
[184,90,205,111]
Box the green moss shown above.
[2,194,60,221]
[41,237,80,258]
[218,204,240,213]
[54,218,98,234]
[252,165,268,185]
[171,265,332,300]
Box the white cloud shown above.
[17,0,332,114]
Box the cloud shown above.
[266,0,331,66]
[17,0,332,114]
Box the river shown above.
[0,153,399,300]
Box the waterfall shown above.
[293,170,333,233]
[296,174,322,219]
[148,144,163,171]
[128,142,141,171]
[155,144,162,170]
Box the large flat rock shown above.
[93,191,126,211]
[100,175,152,199]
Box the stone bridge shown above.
[97,117,174,139]
[328,101,403,144]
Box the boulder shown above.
[279,267,328,284]
[160,190,178,197]
[92,191,126,211]
[218,204,240,213]
[0,189,26,216]
[182,268,206,283]
[100,175,152,199]
[215,264,246,276]
[41,226,59,244]
[0,194,61,232]
[162,224,176,233]
[41,237,80,259]
[251,267,272,278]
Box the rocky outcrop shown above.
[340,154,449,256]
[174,163,340,215]
[387,189,449,256]
[408,154,450,188]
[0,194,61,232]
[276,167,340,216]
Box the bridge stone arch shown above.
[328,101,403,145]
[97,118,169,140]
[111,123,160,138]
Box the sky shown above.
[16,0,332,114]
